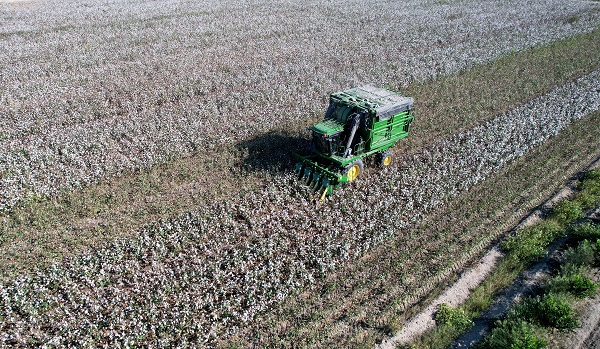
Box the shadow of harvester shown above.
[236,131,312,175]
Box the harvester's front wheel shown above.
[378,150,394,167]
[345,159,364,182]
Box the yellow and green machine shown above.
[295,85,414,200]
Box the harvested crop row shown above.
[1,71,598,346]
[1,0,598,211]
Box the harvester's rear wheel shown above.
[345,159,364,182]
[379,150,394,167]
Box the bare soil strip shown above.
[450,237,566,348]
[580,296,600,349]
[451,218,600,348]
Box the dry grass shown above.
[1,30,599,280]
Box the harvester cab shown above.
[295,85,414,202]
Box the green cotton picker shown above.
[295,85,414,202]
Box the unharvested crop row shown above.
[1,71,598,346]
[1,0,598,211]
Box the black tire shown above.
[378,150,394,167]
[344,159,364,182]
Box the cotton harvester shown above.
[294,85,414,201]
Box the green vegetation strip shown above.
[225,112,600,348]
[408,168,600,349]
[482,228,599,348]
[1,29,599,280]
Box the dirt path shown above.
[582,310,600,349]
[450,238,567,348]
[378,156,600,348]
[552,292,600,349]
[452,203,600,349]
[378,247,503,348]
[555,208,600,349]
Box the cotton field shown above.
[1,67,598,345]
[1,0,600,346]
[1,0,599,211]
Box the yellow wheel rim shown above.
[347,165,360,181]
[383,155,392,166]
